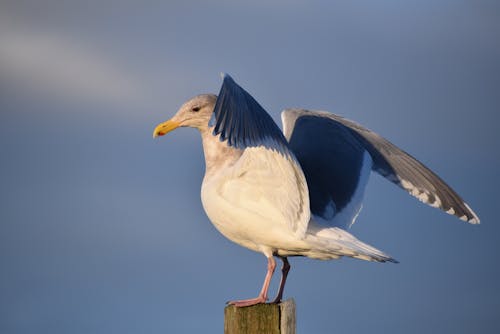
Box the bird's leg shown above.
[228,256,276,307]
[271,256,290,304]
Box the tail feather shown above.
[305,223,397,263]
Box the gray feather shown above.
[282,108,480,224]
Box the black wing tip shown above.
[383,173,481,225]
[439,201,480,224]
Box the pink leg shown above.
[271,257,290,304]
[228,256,276,307]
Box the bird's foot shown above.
[270,295,282,304]
[227,295,267,307]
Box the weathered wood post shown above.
[224,299,296,334]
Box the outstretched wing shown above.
[282,108,480,225]
[281,109,373,229]
[209,75,310,237]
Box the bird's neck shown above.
[200,127,243,178]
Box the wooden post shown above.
[224,299,296,334]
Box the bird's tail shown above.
[304,223,398,263]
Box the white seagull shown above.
[153,74,479,307]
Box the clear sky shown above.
[1,1,498,333]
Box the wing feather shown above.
[207,75,310,237]
[210,74,291,156]
[282,108,480,224]
[281,111,371,228]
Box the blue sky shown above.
[1,1,499,333]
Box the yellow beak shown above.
[153,120,180,138]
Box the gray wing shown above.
[281,109,372,229]
[282,109,480,224]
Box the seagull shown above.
[153,74,479,307]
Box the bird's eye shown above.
[191,106,201,112]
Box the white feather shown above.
[201,146,310,255]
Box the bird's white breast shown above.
[201,147,310,255]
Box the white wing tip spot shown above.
[464,202,480,224]
[400,179,413,190]
[444,204,479,224]
[429,195,442,208]
[401,179,442,208]
[469,217,480,224]
[417,192,429,203]
[399,181,479,224]
[458,214,479,224]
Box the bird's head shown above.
[153,94,217,138]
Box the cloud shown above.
[0,29,147,107]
